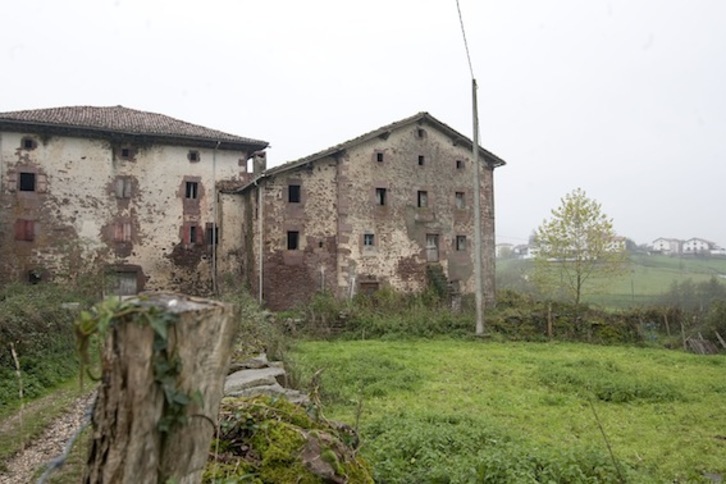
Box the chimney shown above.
[252,151,267,176]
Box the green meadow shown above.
[498,254,726,308]
[291,339,726,483]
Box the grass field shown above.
[291,339,726,482]
[498,254,726,308]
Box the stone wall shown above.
[239,119,497,310]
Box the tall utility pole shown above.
[471,79,485,335]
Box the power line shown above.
[455,0,475,79]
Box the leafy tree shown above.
[533,188,628,304]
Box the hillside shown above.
[497,253,726,308]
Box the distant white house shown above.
[651,238,682,255]
[513,244,537,260]
[683,237,715,254]
[606,236,627,253]
[650,237,724,256]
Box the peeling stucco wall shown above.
[0,130,252,294]
[239,120,497,310]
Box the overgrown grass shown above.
[290,339,726,482]
[0,283,94,414]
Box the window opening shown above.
[22,137,37,150]
[114,222,132,242]
[288,184,301,203]
[375,188,387,206]
[364,233,375,247]
[287,231,300,250]
[456,235,467,251]
[426,233,439,262]
[19,172,36,191]
[188,150,200,162]
[185,181,199,199]
[416,128,426,138]
[359,281,380,295]
[455,191,465,209]
[417,190,428,208]
[109,271,139,296]
[376,152,384,162]
[456,160,465,169]
[206,224,219,246]
[418,155,425,166]
[115,177,132,198]
[15,219,35,241]
[119,147,135,159]
[189,226,198,245]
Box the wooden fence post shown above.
[83,293,236,484]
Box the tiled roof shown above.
[231,111,505,193]
[0,105,268,150]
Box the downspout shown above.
[255,176,265,306]
[212,141,220,295]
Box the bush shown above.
[0,283,94,410]
[220,286,290,362]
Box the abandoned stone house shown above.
[228,112,506,310]
[0,105,268,294]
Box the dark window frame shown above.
[364,233,375,247]
[287,230,300,250]
[288,184,301,203]
[375,187,387,206]
[185,181,199,199]
[456,235,467,251]
[417,190,428,208]
[19,172,36,192]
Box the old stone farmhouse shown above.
[228,112,506,310]
[0,105,267,294]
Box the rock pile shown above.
[224,353,309,405]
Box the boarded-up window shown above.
[455,191,465,209]
[115,177,133,198]
[359,281,380,295]
[108,272,138,296]
[113,222,132,242]
[183,223,203,246]
[14,219,35,241]
[426,233,439,262]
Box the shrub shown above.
[0,283,94,409]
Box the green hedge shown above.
[0,283,93,410]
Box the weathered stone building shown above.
[230,112,505,310]
[0,106,267,294]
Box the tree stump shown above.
[83,293,236,484]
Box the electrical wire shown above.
[455,0,475,80]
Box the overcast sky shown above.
[2,0,724,247]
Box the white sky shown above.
[2,0,724,247]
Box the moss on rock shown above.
[205,396,372,483]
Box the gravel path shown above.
[0,392,95,484]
